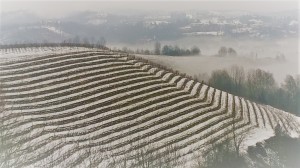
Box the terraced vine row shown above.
[0,48,299,168]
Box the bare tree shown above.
[231,117,249,158]
[218,46,228,57]
[154,41,161,55]
[229,65,245,94]
[228,48,237,56]
[247,69,276,103]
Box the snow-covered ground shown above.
[0,47,102,61]
[241,127,274,152]
[1,47,299,168]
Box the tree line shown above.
[206,65,300,116]
[218,46,237,57]
[154,42,201,56]
[119,42,201,56]
[122,43,239,57]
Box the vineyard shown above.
[0,47,299,168]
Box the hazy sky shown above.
[1,0,299,18]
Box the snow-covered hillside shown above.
[0,47,299,168]
[0,47,99,61]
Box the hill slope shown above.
[0,47,299,168]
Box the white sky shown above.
[1,0,299,18]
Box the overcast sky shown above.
[1,0,299,18]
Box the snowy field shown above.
[0,47,102,61]
[0,47,299,167]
